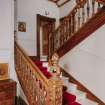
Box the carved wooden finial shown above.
[49,53,61,77]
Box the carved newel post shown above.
[48,53,61,77]
[48,53,63,105]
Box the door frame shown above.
[37,14,56,60]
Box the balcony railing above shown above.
[49,0,103,57]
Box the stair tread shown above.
[67,90,86,101]
[67,102,81,105]
[67,82,77,90]
[34,60,98,105]
[42,62,48,67]
[78,99,98,105]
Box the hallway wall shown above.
[59,24,105,102]
[17,0,59,56]
[0,1,29,104]
[0,0,16,80]
[59,0,76,18]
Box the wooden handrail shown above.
[55,0,86,33]
[49,0,104,57]
[15,41,63,105]
[96,0,105,5]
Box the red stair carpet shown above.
[33,60,81,105]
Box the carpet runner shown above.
[34,60,81,105]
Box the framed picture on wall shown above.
[18,22,26,32]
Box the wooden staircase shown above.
[15,42,105,105]
[15,42,63,105]
[49,0,105,57]
[14,0,105,105]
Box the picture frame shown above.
[18,22,26,32]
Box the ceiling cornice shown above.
[49,0,71,7]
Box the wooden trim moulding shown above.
[29,56,39,61]
[58,0,70,7]
[96,0,105,5]
[61,69,105,105]
[57,7,105,57]
[37,14,56,60]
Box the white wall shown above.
[59,24,105,102]
[0,1,28,104]
[17,0,59,56]
[59,0,76,18]
[0,0,17,79]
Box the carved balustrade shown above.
[15,42,63,105]
[49,0,103,57]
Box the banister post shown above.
[48,77,63,105]
[48,53,63,105]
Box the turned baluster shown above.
[58,30,60,48]
[25,68,28,91]
[62,22,65,44]
[51,33,54,55]
[54,32,59,51]
[60,27,63,46]
[97,2,101,11]
[77,7,81,30]
[52,32,55,54]
[82,5,85,24]
[66,18,70,39]
[48,33,51,57]
[68,17,71,37]
[31,74,35,104]
[76,7,79,32]
[92,0,95,16]
[18,52,21,69]
[64,20,67,41]
[63,20,67,41]
[53,34,56,51]
[29,71,34,104]
[33,75,37,104]
[70,14,73,36]
[87,0,90,20]
[50,32,53,55]
[56,31,59,50]
[73,10,76,34]
[55,33,57,50]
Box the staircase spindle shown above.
[67,18,70,39]
[62,22,65,43]
[65,19,68,40]
[73,9,77,34]
[73,12,75,34]
[70,15,73,36]
[78,8,81,30]
[97,2,101,11]
[64,21,66,42]
[92,0,95,15]
[82,5,85,24]
[87,0,90,20]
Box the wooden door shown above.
[42,22,54,56]
[40,22,54,60]
[37,14,56,60]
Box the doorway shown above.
[37,14,56,61]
